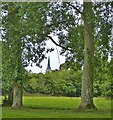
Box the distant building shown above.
[46,56,51,71]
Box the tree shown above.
[25,69,82,97]
[2,2,49,108]
[45,1,112,110]
[2,3,23,108]
[78,1,96,110]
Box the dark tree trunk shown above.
[79,1,97,110]
[2,87,13,106]
[7,88,13,105]
[12,80,22,109]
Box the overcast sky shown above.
[26,36,66,73]
[25,31,112,73]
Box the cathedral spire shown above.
[46,55,51,71]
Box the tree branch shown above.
[46,35,71,51]
[66,2,83,15]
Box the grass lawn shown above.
[2,96,111,118]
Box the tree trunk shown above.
[2,87,13,106]
[79,1,96,110]
[12,80,22,109]
[7,88,13,105]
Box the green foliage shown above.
[24,69,82,97]
[24,62,112,98]
[2,2,50,97]
[94,57,112,97]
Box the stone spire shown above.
[46,55,51,71]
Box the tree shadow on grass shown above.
[23,105,72,111]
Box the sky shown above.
[25,28,113,73]
[26,36,66,73]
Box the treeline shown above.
[2,60,112,99]
[24,69,81,97]
[2,60,112,106]
[23,66,112,98]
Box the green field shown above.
[2,96,111,118]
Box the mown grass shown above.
[2,96,111,118]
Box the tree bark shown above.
[7,88,13,105]
[79,1,97,110]
[11,29,23,109]
[11,80,22,109]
